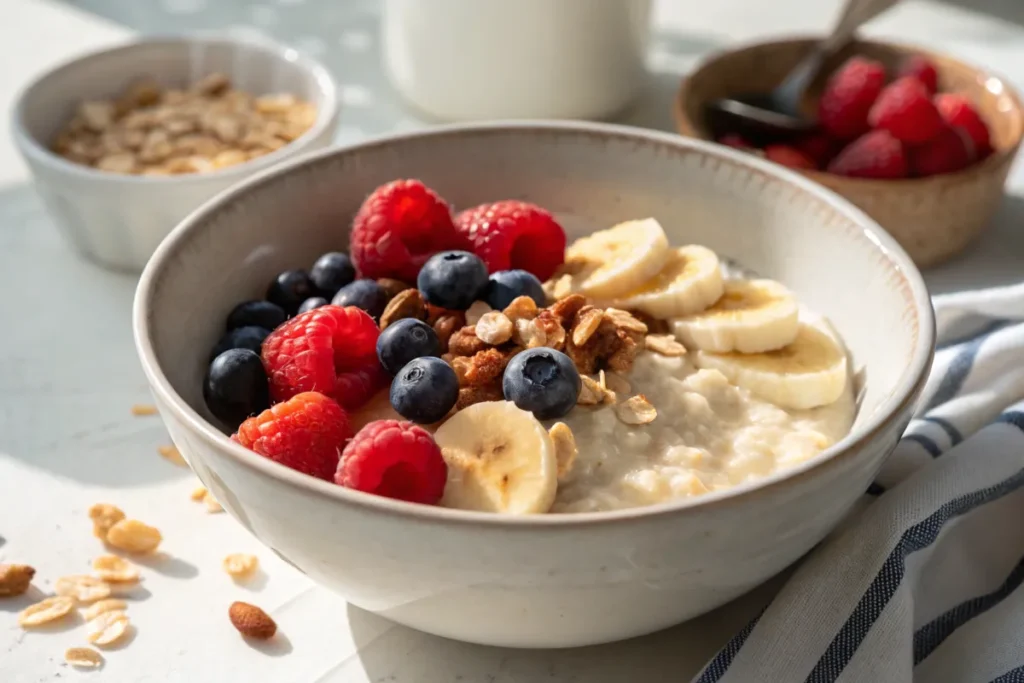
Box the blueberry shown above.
[310,251,356,297]
[332,279,388,320]
[417,250,489,310]
[298,296,329,314]
[484,269,547,310]
[266,269,314,314]
[226,300,287,331]
[377,319,441,375]
[502,348,581,420]
[210,325,271,361]
[390,357,459,424]
[203,349,270,427]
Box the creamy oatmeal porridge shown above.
[551,340,855,513]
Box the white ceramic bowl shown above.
[134,121,934,648]
[11,36,340,272]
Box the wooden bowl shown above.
[674,36,1024,268]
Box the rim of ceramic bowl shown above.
[673,34,1024,187]
[134,120,936,528]
[10,34,339,185]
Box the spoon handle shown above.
[778,0,901,101]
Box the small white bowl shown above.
[134,121,934,648]
[11,35,340,272]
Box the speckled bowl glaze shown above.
[134,121,934,648]
[675,37,1024,268]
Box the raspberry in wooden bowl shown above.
[674,36,1024,268]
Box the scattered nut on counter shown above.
[52,72,317,176]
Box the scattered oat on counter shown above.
[228,601,277,640]
[65,647,104,669]
[204,492,224,513]
[52,73,317,176]
[222,554,259,579]
[92,555,140,583]
[86,610,131,646]
[89,503,126,541]
[105,519,162,555]
[18,596,76,627]
[0,563,36,597]
[130,403,158,416]
[82,598,128,621]
[190,485,209,502]
[157,444,187,467]
[55,575,112,603]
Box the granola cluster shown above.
[52,73,317,176]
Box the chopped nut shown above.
[0,564,35,597]
[549,294,588,328]
[615,395,658,425]
[449,356,472,384]
[475,311,513,345]
[549,423,578,480]
[502,295,539,323]
[204,492,224,513]
[105,519,162,554]
[456,384,504,410]
[92,555,139,583]
[462,348,512,387]
[603,371,631,395]
[513,318,546,348]
[645,333,687,356]
[89,503,126,541]
[377,278,413,301]
[55,575,111,603]
[157,444,187,466]
[18,596,76,627]
[65,647,104,669]
[603,308,648,334]
[572,307,604,346]
[379,288,426,330]
[465,301,493,326]
[190,485,209,501]
[130,403,157,416]
[448,326,489,356]
[223,553,259,579]
[87,610,130,646]
[229,601,277,639]
[433,314,465,353]
[82,599,128,621]
[533,310,566,349]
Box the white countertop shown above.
[1,0,1022,681]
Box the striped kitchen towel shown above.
[694,282,1024,683]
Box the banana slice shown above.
[670,279,798,353]
[693,323,848,410]
[559,218,670,299]
[435,401,558,514]
[597,245,724,318]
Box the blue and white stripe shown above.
[692,286,1024,682]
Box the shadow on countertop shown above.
[0,182,188,489]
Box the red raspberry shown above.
[818,56,887,139]
[233,392,352,480]
[764,145,817,170]
[908,125,975,177]
[827,130,909,179]
[868,77,944,144]
[335,420,447,504]
[261,305,380,409]
[350,179,470,282]
[717,134,752,150]
[934,93,992,157]
[454,200,566,281]
[898,55,939,94]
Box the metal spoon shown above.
[705,0,902,144]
